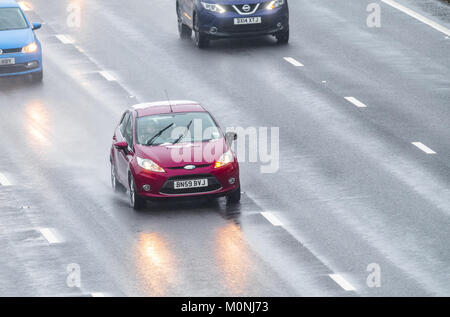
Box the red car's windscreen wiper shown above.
[172,120,193,145]
[146,123,174,146]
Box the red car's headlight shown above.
[214,150,234,169]
[136,157,165,173]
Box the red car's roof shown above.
[132,100,206,117]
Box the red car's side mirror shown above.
[225,132,237,146]
[114,141,128,150]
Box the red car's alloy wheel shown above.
[129,175,145,210]
[111,162,125,193]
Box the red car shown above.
[110,100,241,209]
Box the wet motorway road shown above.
[0,0,449,296]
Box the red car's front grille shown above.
[166,163,212,170]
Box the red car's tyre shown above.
[129,175,146,210]
[227,185,241,204]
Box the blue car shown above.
[0,0,43,82]
[177,0,289,48]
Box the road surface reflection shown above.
[25,100,50,148]
[135,232,177,296]
[215,222,252,296]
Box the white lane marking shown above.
[91,292,105,297]
[382,0,450,37]
[261,212,283,227]
[18,1,32,11]
[412,142,436,154]
[55,34,75,44]
[74,45,85,54]
[329,274,356,291]
[0,173,11,186]
[345,97,368,108]
[39,228,62,244]
[99,71,116,81]
[283,57,304,67]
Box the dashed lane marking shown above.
[39,228,62,244]
[55,34,75,44]
[412,142,436,154]
[329,274,356,291]
[345,97,368,108]
[0,173,11,186]
[283,57,304,67]
[99,71,116,81]
[261,212,284,227]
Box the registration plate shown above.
[234,17,262,25]
[0,58,15,66]
[174,179,208,190]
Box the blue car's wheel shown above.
[31,70,43,83]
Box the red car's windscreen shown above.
[136,112,221,146]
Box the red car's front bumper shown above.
[132,162,240,199]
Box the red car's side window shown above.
[119,112,131,137]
